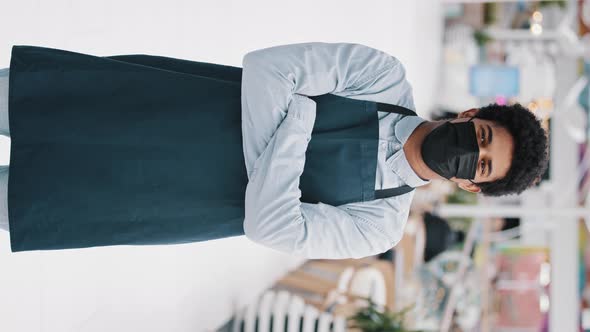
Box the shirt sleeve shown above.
[241,42,415,259]
[241,42,415,179]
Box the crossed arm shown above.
[240,42,416,259]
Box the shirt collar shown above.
[386,115,430,188]
[394,115,425,144]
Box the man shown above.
[241,42,548,259]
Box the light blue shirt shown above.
[241,42,430,259]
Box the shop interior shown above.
[218,1,590,331]
[0,1,589,331]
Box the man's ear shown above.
[458,181,482,194]
[457,108,479,119]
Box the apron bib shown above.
[7,46,416,252]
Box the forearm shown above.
[241,42,414,179]
[243,94,316,249]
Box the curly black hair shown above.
[473,103,549,196]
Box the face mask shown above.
[421,117,480,180]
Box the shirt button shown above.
[394,144,401,150]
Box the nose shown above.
[477,141,491,160]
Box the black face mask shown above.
[421,117,480,180]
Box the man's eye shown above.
[480,160,485,174]
[481,129,485,144]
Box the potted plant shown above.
[347,298,423,332]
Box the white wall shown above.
[0,1,443,331]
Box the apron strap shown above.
[374,185,415,199]
[373,103,417,199]
[376,103,417,116]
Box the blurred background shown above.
[0,0,589,331]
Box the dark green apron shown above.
[7,45,416,252]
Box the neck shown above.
[403,121,444,181]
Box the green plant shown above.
[445,187,477,230]
[347,298,423,332]
[483,3,498,25]
[539,0,566,8]
[473,30,493,47]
